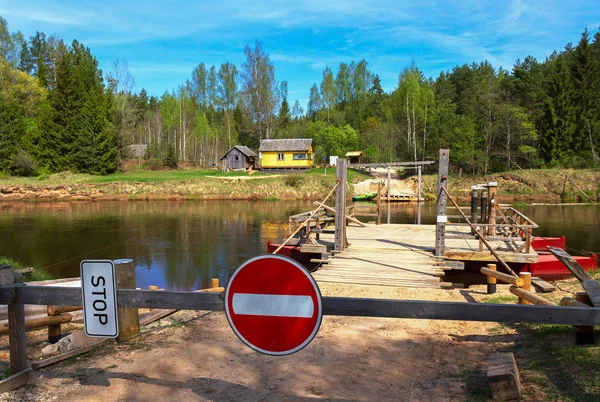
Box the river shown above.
[0,201,598,290]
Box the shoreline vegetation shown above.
[0,166,598,203]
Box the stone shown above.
[41,343,60,358]
[488,352,521,401]
[57,330,99,353]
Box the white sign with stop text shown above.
[80,260,119,338]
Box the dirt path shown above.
[0,283,519,402]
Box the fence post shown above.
[115,259,140,342]
[487,183,497,236]
[518,272,532,305]
[435,149,449,256]
[335,159,347,252]
[417,165,422,225]
[376,181,381,226]
[486,264,497,294]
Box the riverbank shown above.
[0,167,598,202]
[1,274,598,401]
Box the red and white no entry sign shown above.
[225,254,323,356]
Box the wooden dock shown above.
[312,224,538,289]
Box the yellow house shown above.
[259,139,314,170]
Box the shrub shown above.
[14,150,39,176]
[284,174,303,187]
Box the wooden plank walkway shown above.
[312,224,538,289]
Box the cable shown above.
[40,220,175,271]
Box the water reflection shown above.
[0,201,597,290]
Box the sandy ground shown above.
[0,283,525,402]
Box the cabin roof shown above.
[220,145,258,160]
[259,138,313,152]
[345,151,364,157]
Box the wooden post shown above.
[486,264,497,294]
[562,296,595,345]
[435,149,449,256]
[376,181,381,225]
[471,189,478,235]
[387,167,391,224]
[115,259,140,342]
[211,278,219,289]
[480,190,488,224]
[518,272,532,305]
[335,159,347,252]
[417,165,422,225]
[487,183,497,236]
[8,302,29,374]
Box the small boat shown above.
[352,192,377,201]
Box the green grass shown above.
[513,323,600,401]
[0,256,53,282]
[481,294,518,304]
[87,169,268,183]
[306,167,370,182]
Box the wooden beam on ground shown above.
[31,339,110,370]
[531,277,555,293]
[481,267,524,286]
[0,368,32,393]
[549,246,600,307]
[509,286,554,306]
[487,352,521,401]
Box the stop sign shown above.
[225,254,323,356]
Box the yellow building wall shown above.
[261,146,314,168]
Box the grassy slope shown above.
[0,256,53,282]
[0,168,370,200]
[419,168,600,201]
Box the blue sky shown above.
[1,1,599,107]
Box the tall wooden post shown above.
[376,181,381,225]
[335,159,347,252]
[387,167,391,224]
[488,183,497,236]
[115,259,140,342]
[417,165,422,225]
[8,302,29,374]
[435,149,449,256]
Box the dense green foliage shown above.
[1,15,599,176]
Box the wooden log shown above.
[481,267,524,287]
[487,352,521,401]
[115,259,140,343]
[0,367,32,393]
[549,246,600,307]
[561,297,589,308]
[197,287,225,293]
[48,305,81,316]
[509,286,554,306]
[0,313,72,336]
[576,292,593,306]
[8,303,29,375]
[518,272,532,305]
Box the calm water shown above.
[0,201,598,290]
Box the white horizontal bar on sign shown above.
[437,215,448,223]
[232,294,314,318]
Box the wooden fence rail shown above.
[3,285,600,326]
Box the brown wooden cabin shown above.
[220,146,258,171]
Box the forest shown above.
[1,15,599,176]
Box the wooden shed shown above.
[220,146,258,172]
[345,151,364,164]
